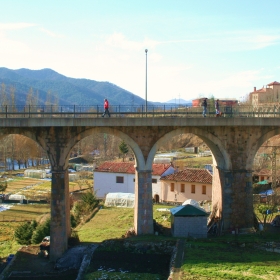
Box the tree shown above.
[31,218,50,244]
[10,86,16,112]
[81,190,99,210]
[119,140,129,162]
[72,190,99,223]
[0,83,8,107]
[26,87,34,106]
[14,220,38,245]
[0,181,7,194]
[257,204,276,231]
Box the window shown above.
[152,178,157,183]
[133,178,135,182]
[202,185,206,194]
[191,185,195,193]
[180,184,185,192]
[170,183,175,192]
[116,176,124,183]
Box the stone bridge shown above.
[0,116,279,260]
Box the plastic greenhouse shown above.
[104,193,135,208]
[24,169,46,179]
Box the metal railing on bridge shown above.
[0,104,280,118]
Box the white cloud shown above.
[208,30,280,52]
[39,28,62,38]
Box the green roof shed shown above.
[170,204,208,238]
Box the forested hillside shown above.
[0,67,146,106]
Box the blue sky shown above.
[1,0,280,103]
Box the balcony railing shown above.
[0,105,279,118]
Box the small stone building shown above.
[170,204,208,238]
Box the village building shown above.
[192,98,238,107]
[160,168,212,203]
[249,81,280,106]
[252,168,271,183]
[93,161,175,200]
[252,168,280,191]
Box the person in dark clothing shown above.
[102,98,110,117]
[215,99,221,117]
[202,98,207,117]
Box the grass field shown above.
[77,204,174,243]
[1,176,93,199]
[2,201,280,279]
[171,153,213,169]
[0,204,50,222]
[2,174,280,279]
[0,204,50,259]
[180,236,280,280]
[78,205,280,280]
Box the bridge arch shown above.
[147,127,230,170]
[75,126,153,236]
[247,127,280,170]
[76,127,145,169]
[147,127,234,230]
[0,128,42,146]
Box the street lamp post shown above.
[145,49,148,112]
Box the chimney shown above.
[254,87,256,92]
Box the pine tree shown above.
[31,219,50,244]
[119,140,129,162]
[14,220,37,245]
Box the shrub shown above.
[14,220,37,245]
[68,230,80,246]
[71,213,78,228]
[81,191,99,211]
[72,190,99,224]
[31,218,50,244]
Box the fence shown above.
[0,104,280,118]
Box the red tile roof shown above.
[254,169,271,176]
[160,168,212,184]
[95,162,135,174]
[253,168,280,176]
[255,88,267,93]
[95,161,171,176]
[267,81,280,86]
[152,163,172,175]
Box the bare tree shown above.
[0,83,8,108]
[26,87,34,106]
[10,86,16,112]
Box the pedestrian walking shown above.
[202,98,207,117]
[215,99,221,117]
[102,98,110,117]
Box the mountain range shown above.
[0,67,150,106]
[0,68,193,107]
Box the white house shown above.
[94,161,175,200]
[160,168,212,203]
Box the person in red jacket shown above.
[102,98,110,117]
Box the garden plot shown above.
[0,204,13,212]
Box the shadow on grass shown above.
[84,239,176,280]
